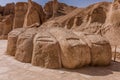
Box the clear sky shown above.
[0,0,113,7]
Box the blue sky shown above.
[0,0,112,7]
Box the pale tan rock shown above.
[7,28,25,56]
[32,29,61,68]
[13,2,28,29]
[49,27,91,69]
[15,28,37,63]
[86,34,112,66]
[103,0,120,46]
[23,0,45,28]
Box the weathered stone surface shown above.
[86,34,112,66]
[74,31,112,66]
[23,0,45,28]
[7,28,25,56]
[103,0,120,46]
[49,27,91,69]
[2,15,13,39]
[32,29,61,68]
[0,6,4,16]
[0,22,3,36]
[15,28,37,63]
[3,3,15,16]
[44,0,76,19]
[13,2,28,29]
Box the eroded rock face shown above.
[32,29,61,68]
[13,2,28,29]
[86,34,112,66]
[7,28,25,56]
[2,15,14,39]
[23,0,45,28]
[3,3,15,16]
[15,28,37,63]
[44,0,76,19]
[0,15,14,39]
[74,31,112,66]
[103,0,120,46]
[0,6,4,16]
[49,28,91,69]
[6,1,113,69]
[7,27,112,69]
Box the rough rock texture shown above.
[23,0,45,28]
[3,3,15,16]
[86,34,112,66]
[15,28,37,63]
[2,15,14,39]
[49,27,91,69]
[32,29,61,68]
[6,0,113,69]
[0,22,3,36]
[0,6,4,16]
[44,1,76,19]
[7,28,25,56]
[73,31,112,66]
[0,15,14,39]
[103,0,120,46]
[13,2,28,29]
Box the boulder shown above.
[7,28,25,56]
[23,0,45,28]
[74,32,112,66]
[15,28,37,63]
[87,34,112,66]
[49,27,91,69]
[13,2,28,29]
[32,29,61,68]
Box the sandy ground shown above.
[0,40,120,80]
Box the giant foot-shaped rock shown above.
[32,29,62,68]
[7,28,25,56]
[49,27,91,69]
[7,27,112,69]
[15,28,37,63]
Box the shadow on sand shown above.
[56,60,120,76]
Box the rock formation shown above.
[7,27,112,69]
[6,0,114,69]
[23,0,45,28]
[13,2,28,29]
[32,29,62,68]
[15,28,37,63]
[44,0,76,19]
[103,0,120,46]
[7,28,25,56]
[3,3,15,15]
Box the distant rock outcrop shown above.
[23,0,45,28]
[44,0,76,19]
[3,3,15,16]
[13,2,28,29]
